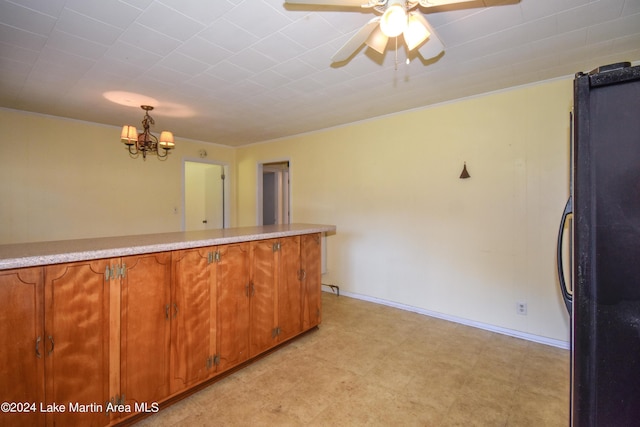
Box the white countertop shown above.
[0,224,336,270]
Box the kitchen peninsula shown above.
[0,223,335,426]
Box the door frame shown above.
[182,158,230,231]
[257,158,291,226]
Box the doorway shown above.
[184,160,229,230]
[259,161,290,226]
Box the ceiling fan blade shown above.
[365,25,389,54]
[285,0,369,6]
[418,0,476,6]
[331,18,381,62]
[411,14,444,59]
[418,33,444,59]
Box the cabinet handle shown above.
[165,304,170,320]
[35,336,41,358]
[173,303,178,319]
[48,335,54,355]
[246,283,255,297]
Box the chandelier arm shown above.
[157,148,169,159]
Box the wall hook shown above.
[460,162,470,179]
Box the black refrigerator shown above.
[557,62,640,426]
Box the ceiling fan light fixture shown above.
[404,14,430,51]
[365,25,389,54]
[380,0,408,38]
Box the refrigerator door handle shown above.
[556,196,573,314]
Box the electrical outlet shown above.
[517,302,527,316]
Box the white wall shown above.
[236,78,573,344]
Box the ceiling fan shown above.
[284,0,476,63]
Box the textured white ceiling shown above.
[1,0,639,146]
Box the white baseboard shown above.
[322,288,570,350]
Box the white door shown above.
[184,161,227,230]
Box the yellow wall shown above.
[0,109,236,243]
[0,77,572,343]
[236,78,572,342]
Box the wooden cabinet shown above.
[170,247,217,393]
[173,236,317,373]
[0,267,44,427]
[249,236,307,356]
[170,242,251,391]
[0,262,116,427]
[44,260,112,427]
[276,236,303,343]
[119,253,172,409]
[0,230,324,426]
[301,233,322,329]
[216,242,250,372]
[1,262,113,427]
[249,238,278,357]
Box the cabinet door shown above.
[301,233,322,329]
[277,236,302,342]
[44,260,111,427]
[0,267,44,427]
[216,243,250,372]
[170,248,215,394]
[249,239,277,357]
[120,253,171,407]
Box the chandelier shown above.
[120,105,175,159]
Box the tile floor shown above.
[135,292,570,426]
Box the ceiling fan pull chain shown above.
[395,37,399,70]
